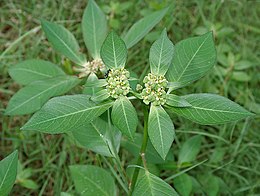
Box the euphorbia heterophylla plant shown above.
[4,1,254,195]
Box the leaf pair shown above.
[100,30,139,140]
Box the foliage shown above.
[1,0,258,195]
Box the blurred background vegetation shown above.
[0,0,259,195]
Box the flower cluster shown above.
[141,73,168,105]
[74,58,106,78]
[106,68,131,99]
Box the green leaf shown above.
[169,93,254,125]
[19,179,38,190]
[178,135,202,164]
[21,95,113,133]
[111,96,138,140]
[231,71,251,82]
[203,175,219,196]
[148,105,174,160]
[173,173,193,196]
[8,59,65,85]
[82,0,107,58]
[41,19,86,65]
[70,165,116,196]
[84,78,107,88]
[91,89,110,102]
[83,73,103,96]
[133,170,178,196]
[166,32,216,88]
[123,8,168,49]
[101,31,127,69]
[0,150,18,196]
[166,94,192,108]
[72,118,121,157]
[5,76,80,116]
[149,29,174,76]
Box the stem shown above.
[129,104,149,195]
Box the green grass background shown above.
[0,0,260,195]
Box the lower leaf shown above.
[111,96,138,140]
[133,169,178,196]
[148,105,174,160]
[21,95,113,133]
[70,165,116,196]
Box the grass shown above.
[1,0,260,195]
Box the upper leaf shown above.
[21,95,113,133]
[41,19,86,65]
[72,118,121,157]
[111,96,138,140]
[70,165,116,196]
[123,7,168,49]
[8,59,65,85]
[149,29,174,76]
[0,150,18,196]
[5,76,80,116]
[82,0,107,58]
[178,135,202,164]
[148,105,174,160]
[133,170,178,196]
[101,31,127,69]
[166,32,216,88]
[169,93,254,125]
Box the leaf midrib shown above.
[11,68,58,78]
[156,34,165,74]
[192,106,248,115]
[111,33,118,67]
[154,106,165,157]
[120,98,132,138]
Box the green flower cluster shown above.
[106,68,131,99]
[141,73,168,105]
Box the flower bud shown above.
[141,73,168,106]
[106,68,131,98]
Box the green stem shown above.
[129,104,149,195]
